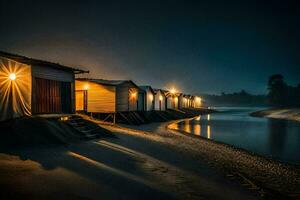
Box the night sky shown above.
[0,0,299,94]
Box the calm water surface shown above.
[173,107,300,165]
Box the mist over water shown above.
[174,107,300,165]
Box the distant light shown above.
[170,88,176,94]
[60,116,69,121]
[9,73,16,81]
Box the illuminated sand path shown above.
[0,125,265,200]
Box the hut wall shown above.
[0,57,32,121]
[75,80,116,113]
[31,65,73,82]
[174,97,178,109]
[128,87,138,111]
[154,90,166,111]
[137,91,145,111]
[178,95,184,109]
[166,97,174,109]
[194,100,201,108]
[145,90,154,111]
[116,82,138,112]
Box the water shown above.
[173,107,300,165]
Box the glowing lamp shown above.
[159,95,163,101]
[84,84,89,90]
[131,92,137,98]
[149,94,153,101]
[9,73,16,81]
[170,88,176,94]
[196,97,201,102]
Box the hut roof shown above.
[77,78,139,88]
[161,89,181,97]
[139,86,155,94]
[0,50,88,74]
[183,94,192,98]
[153,89,166,96]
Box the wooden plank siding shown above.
[154,90,166,111]
[116,84,129,112]
[31,64,74,82]
[75,80,116,113]
[116,82,138,112]
[31,64,75,114]
[145,89,155,111]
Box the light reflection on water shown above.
[173,107,300,165]
[207,125,211,139]
[194,124,201,136]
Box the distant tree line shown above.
[267,74,300,107]
[202,90,267,106]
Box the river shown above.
[172,107,300,165]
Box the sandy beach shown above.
[0,116,299,200]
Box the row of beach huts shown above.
[0,51,202,123]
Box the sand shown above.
[0,117,299,200]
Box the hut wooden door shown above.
[34,78,71,114]
[75,90,87,111]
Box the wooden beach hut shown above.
[139,86,155,111]
[154,89,166,111]
[193,96,202,108]
[0,51,86,122]
[179,94,191,108]
[75,79,139,113]
[164,90,180,110]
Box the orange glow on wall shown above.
[0,57,32,121]
[149,94,153,101]
[131,92,137,98]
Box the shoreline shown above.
[100,120,300,200]
[167,119,299,167]
[0,111,299,199]
[250,108,300,122]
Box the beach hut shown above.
[180,94,191,108]
[193,96,202,108]
[0,51,86,121]
[139,86,155,111]
[153,89,166,111]
[75,79,139,113]
[164,90,180,110]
